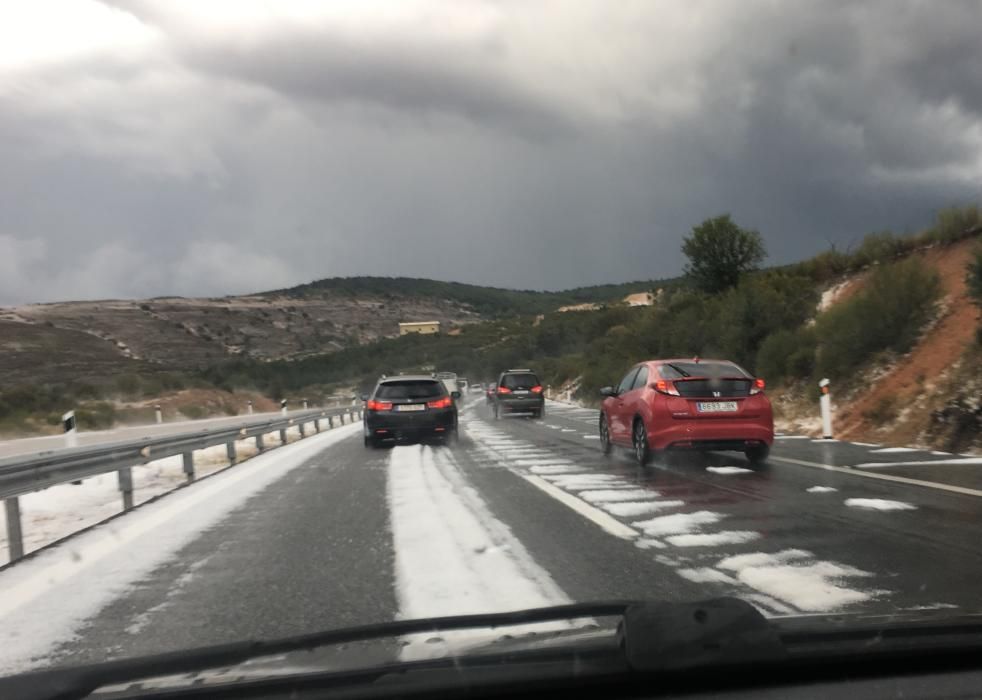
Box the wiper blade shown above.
[664,363,691,377]
[0,601,635,700]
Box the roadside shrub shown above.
[756,327,817,385]
[181,405,206,420]
[862,396,899,426]
[933,205,981,244]
[968,244,982,308]
[815,258,941,379]
[851,231,909,268]
[114,373,141,398]
[76,402,116,430]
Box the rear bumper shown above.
[497,397,544,412]
[648,419,773,451]
[365,409,456,440]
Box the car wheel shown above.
[745,445,770,466]
[599,414,612,456]
[364,435,377,449]
[633,419,651,467]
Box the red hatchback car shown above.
[599,358,773,466]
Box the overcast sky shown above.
[1,1,981,304]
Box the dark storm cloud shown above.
[2,1,982,305]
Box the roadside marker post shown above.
[154,405,163,424]
[302,399,309,410]
[62,410,77,449]
[247,400,254,415]
[819,378,833,439]
[280,399,287,417]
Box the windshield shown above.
[501,374,541,389]
[375,381,446,400]
[1,0,982,693]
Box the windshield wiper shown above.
[0,598,784,700]
[664,363,691,378]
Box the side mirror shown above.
[599,386,617,397]
[360,394,369,402]
[452,391,461,399]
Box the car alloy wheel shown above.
[633,420,650,467]
[599,414,612,455]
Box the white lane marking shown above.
[519,475,639,540]
[870,447,918,453]
[706,466,753,475]
[601,501,684,517]
[666,531,760,547]
[770,456,982,498]
[776,436,810,440]
[806,486,838,493]
[845,498,917,511]
[582,435,601,440]
[851,442,882,447]
[857,457,982,468]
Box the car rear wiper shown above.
[664,363,691,377]
[0,598,784,700]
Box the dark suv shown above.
[492,369,545,419]
[363,375,459,447]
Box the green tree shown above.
[682,215,766,294]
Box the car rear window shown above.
[659,361,750,379]
[501,373,540,389]
[375,380,446,400]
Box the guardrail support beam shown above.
[328,416,335,428]
[118,467,134,511]
[299,422,306,438]
[5,497,24,562]
[226,441,237,465]
[256,433,265,452]
[314,419,321,433]
[182,452,195,482]
[279,428,288,445]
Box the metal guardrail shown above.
[1,406,362,563]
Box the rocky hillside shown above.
[774,237,982,453]
[0,276,663,389]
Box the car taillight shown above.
[654,380,680,396]
[427,396,453,409]
[366,399,393,411]
[497,386,512,394]
[530,385,543,394]
[750,378,766,395]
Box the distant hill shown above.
[272,276,677,317]
[0,275,675,389]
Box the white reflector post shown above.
[819,378,833,439]
[62,410,78,448]
[280,399,287,416]
[155,404,163,424]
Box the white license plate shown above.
[696,401,738,413]
[513,390,529,395]
[397,404,426,412]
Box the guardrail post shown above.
[226,440,237,465]
[118,467,134,510]
[340,413,346,425]
[279,428,288,444]
[4,497,24,562]
[255,433,265,452]
[328,415,335,428]
[182,452,195,482]
[314,419,321,433]
[299,422,306,438]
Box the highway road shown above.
[0,408,356,459]
[1,398,981,677]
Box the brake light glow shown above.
[530,385,543,394]
[366,400,393,411]
[497,386,512,394]
[427,396,453,409]
[654,380,680,396]
[750,378,766,395]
